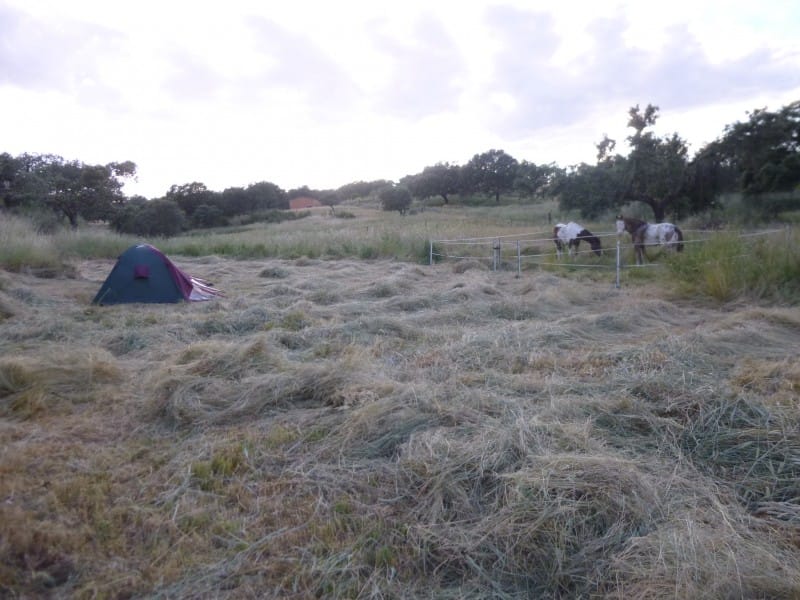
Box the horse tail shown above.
[674,225,684,252]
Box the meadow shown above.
[2,205,800,598]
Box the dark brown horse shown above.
[615,215,684,265]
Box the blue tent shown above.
[92,244,221,305]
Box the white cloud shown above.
[1,0,798,198]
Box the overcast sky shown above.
[2,0,799,198]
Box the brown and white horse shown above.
[553,222,602,259]
[615,215,684,265]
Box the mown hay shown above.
[148,340,387,427]
[680,395,800,508]
[0,347,121,419]
[402,446,665,596]
[3,251,800,599]
[611,515,800,599]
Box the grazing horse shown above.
[553,222,602,259]
[615,215,684,265]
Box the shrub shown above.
[379,185,412,215]
[111,199,186,237]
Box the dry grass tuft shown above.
[611,514,800,599]
[452,259,489,273]
[731,356,800,408]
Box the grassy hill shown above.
[1,207,800,598]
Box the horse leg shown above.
[554,240,563,260]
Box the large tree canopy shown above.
[624,106,691,222]
[556,105,700,222]
[513,160,561,199]
[378,184,412,215]
[701,100,800,196]
[110,196,186,237]
[166,182,216,218]
[336,180,392,201]
[556,158,627,219]
[462,149,519,203]
[401,163,462,204]
[0,153,136,228]
[241,181,288,212]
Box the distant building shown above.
[289,196,323,210]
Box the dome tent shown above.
[92,244,222,305]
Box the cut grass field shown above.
[1,207,800,598]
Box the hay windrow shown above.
[148,340,392,427]
[3,254,800,598]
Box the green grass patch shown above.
[0,215,65,273]
[667,229,800,302]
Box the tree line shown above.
[557,100,800,222]
[1,100,798,235]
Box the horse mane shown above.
[617,214,646,229]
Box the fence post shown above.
[429,239,433,266]
[493,239,501,271]
[615,237,621,289]
[516,240,521,277]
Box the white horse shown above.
[615,215,684,265]
[553,222,602,259]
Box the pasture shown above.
[2,207,800,598]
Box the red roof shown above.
[289,197,322,209]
